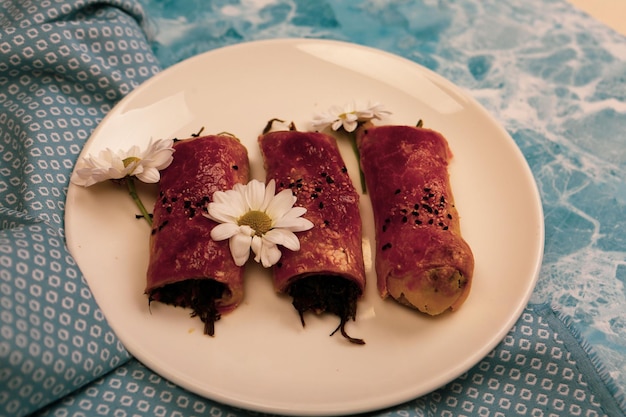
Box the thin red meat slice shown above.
[357,124,474,315]
[145,134,250,335]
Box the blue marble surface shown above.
[2,0,626,416]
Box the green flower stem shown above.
[126,177,152,226]
[349,134,367,194]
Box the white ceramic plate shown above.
[65,39,544,416]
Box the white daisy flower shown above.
[206,179,314,268]
[312,101,391,133]
[71,138,175,187]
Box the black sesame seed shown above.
[319,202,324,209]
[326,176,334,184]
[443,226,449,230]
[394,189,401,195]
[423,204,433,213]
[166,206,172,214]
[341,166,348,173]
[412,211,419,216]
[315,186,322,192]
[382,225,387,232]
[423,187,431,192]
[428,219,434,225]
[402,216,408,223]
[311,192,318,199]
[382,243,392,251]
[415,219,422,225]
[232,165,238,170]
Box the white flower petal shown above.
[266,189,297,221]
[227,186,249,214]
[282,206,307,219]
[206,203,239,224]
[264,229,301,251]
[260,179,276,211]
[207,187,249,223]
[142,139,175,169]
[273,215,314,232]
[135,167,161,183]
[252,237,282,268]
[211,190,230,205]
[261,243,282,268]
[331,119,344,131]
[251,235,263,263]
[210,223,240,241]
[245,178,267,211]
[229,227,254,266]
[343,119,358,133]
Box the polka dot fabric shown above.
[0,218,131,416]
[0,0,159,227]
[1,1,158,416]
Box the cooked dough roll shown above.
[357,124,474,315]
[259,129,366,344]
[146,134,250,335]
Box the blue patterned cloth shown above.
[1,1,625,416]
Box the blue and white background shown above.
[1,0,625,416]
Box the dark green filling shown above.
[148,279,226,336]
[287,275,364,345]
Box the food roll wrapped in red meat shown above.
[146,134,250,335]
[356,123,474,315]
[259,127,366,344]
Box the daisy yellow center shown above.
[238,210,272,236]
[122,156,141,167]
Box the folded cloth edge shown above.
[535,302,626,416]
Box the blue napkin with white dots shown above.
[1,1,625,416]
